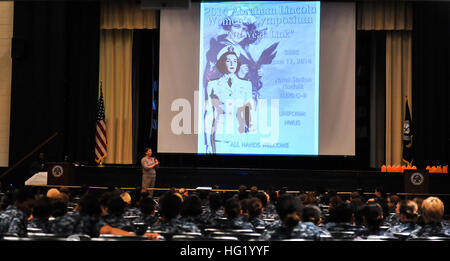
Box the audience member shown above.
[247,197,268,228]
[301,204,321,225]
[314,187,327,205]
[236,185,249,200]
[49,198,77,236]
[409,196,450,239]
[261,194,325,240]
[249,186,259,198]
[302,192,318,206]
[27,196,53,233]
[216,197,254,230]
[263,187,278,219]
[324,201,365,237]
[95,192,159,240]
[301,204,331,237]
[323,195,342,223]
[151,192,201,234]
[0,188,33,236]
[201,192,224,228]
[179,194,205,227]
[122,191,142,217]
[134,196,158,227]
[46,188,61,199]
[368,187,389,220]
[387,200,421,234]
[97,193,135,233]
[383,200,401,227]
[71,191,102,237]
[387,195,400,214]
[358,203,393,238]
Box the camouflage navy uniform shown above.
[215,217,255,231]
[96,214,135,233]
[321,222,369,240]
[262,204,278,220]
[408,222,450,239]
[249,216,269,228]
[324,222,367,234]
[386,221,421,234]
[70,211,100,237]
[150,215,201,234]
[261,222,330,241]
[179,215,209,229]
[134,214,158,227]
[200,208,225,228]
[50,213,78,236]
[383,213,400,227]
[27,217,52,233]
[124,207,142,217]
[0,205,28,237]
[357,228,394,239]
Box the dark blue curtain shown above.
[132,29,160,164]
[7,1,100,187]
[412,2,450,168]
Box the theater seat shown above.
[365,235,399,241]
[329,231,356,240]
[208,236,239,241]
[208,229,262,241]
[66,234,92,241]
[392,232,411,240]
[409,236,450,241]
[91,234,151,241]
[280,238,310,241]
[171,234,206,241]
[3,233,69,241]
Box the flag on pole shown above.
[402,97,413,165]
[95,84,107,163]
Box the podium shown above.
[404,169,429,193]
[47,162,76,186]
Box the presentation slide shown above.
[198,1,320,155]
[158,1,355,156]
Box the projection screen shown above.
[158,1,355,156]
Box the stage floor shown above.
[36,164,449,195]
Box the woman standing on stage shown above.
[141,148,159,197]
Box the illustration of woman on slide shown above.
[204,46,256,154]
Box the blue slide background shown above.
[198,1,320,155]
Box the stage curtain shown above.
[385,31,412,166]
[357,1,413,31]
[132,30,160,163]
[8,2,100,185]
[99,29,134,164]
[100,0,158,29]
[412,2,449,167]
[357,1,413,166]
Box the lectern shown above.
[404,169,429,193]
[47,162,75,186]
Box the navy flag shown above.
[402,97,413,165]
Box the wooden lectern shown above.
[404,169,429,193]
[47,162,75,186]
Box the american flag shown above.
[95,85,107,163]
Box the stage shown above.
[31,163,449,194]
